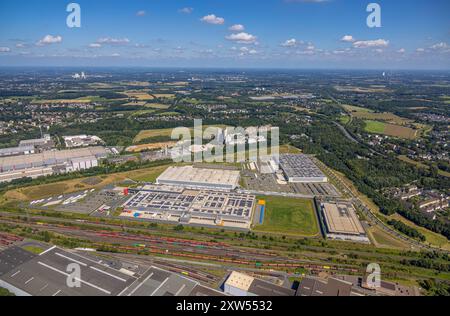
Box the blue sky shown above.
[0,0,449,69]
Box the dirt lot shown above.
[126,141,177,153]
[3,165,170,202]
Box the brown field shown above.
[133,125,228,144]
[343,104,413,125]
[355,112,413,125]
[125,141,177,153]
[162,82,189,86]
[123,101,147,106]
[144,103,171,109]
[121,81,151,87]
[335,86,392,93]
[124,91,155,101]
[33,98,92,104]
[152,93,175,99]
[4,165,170,202]
[384,123,418,139]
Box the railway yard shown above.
[0,156,448,296]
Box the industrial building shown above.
[0,145,35,157]
[63,135,104,148]
[277,154,328,183]
[0,146,109,183]
[296,277,358,296]
[121,184,255,229]
[224,271,295,296]
[0,245,223,297]
[19,134,54,151]
[122,266,225,296]
[321,202,369,243]
[156,166,241,190]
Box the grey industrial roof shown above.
[0,246,136,296]
[0,146,108,170]
[0,145,34,156]
[157,166,240,189]
[248,278,296,296]
[278,154,327,179]
[296,277,353,297]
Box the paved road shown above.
[237,189,314,199]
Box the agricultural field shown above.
[144,103,171,110]
[153,93,175,99]
[124,91,155,101]
[335,86,393,93]
[123,101,147,106]
[364,120,418,139]
[254,196,319,237]
[32,98,92,104]
[343,104,413,125]
[133,125,227,144]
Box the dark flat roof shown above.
[0,246,136,296]
[248,278,295,296]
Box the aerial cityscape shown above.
[0,0,449,303]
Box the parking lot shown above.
[242,169,341,197]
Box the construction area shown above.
[320,201,369,243]
[121,184,256,230]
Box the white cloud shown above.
[341,35,355,43]
[353,39,389,48]
[430,42,448,50]
[416,48,425,53]
[89,43,102,48]
[238,47,258,56]
[229,24,245,32]
[201,14,225,25]
[281,38,299,47]
[136,10,146,17]
[37,35,63,46]
[179,7,194,14]
[226,32,257,44]
[397,48,406,54]
[97,37,130,45]
[0,47,11,53]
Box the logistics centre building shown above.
[156,166,241,190]
[321,202,369,243]
[0,147,109,183]
[121,184,256,229]
[277,154,328,183]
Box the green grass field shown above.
[364,120,386,134]
[255,196,319,237]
